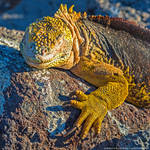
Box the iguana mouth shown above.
[21,41,71,68]
[24,51,71,69]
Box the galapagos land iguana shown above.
[20,4,150,139]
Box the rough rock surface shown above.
[0,0,150,150]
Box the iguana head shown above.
[20,16,73,69]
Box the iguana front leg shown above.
[70,57,128,139]
[71,90,107,139]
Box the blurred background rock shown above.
[0,0,149,30]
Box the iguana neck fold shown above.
[54,4,85,67]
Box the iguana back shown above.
[77,17,150,84]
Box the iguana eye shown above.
[114,73,118,76]
[56,34,61,40]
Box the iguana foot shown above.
[70,90,107,139]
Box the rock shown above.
[116,130,150,150]
[0,27,149,149]
[0,0,21,14]
[97,0,150,28]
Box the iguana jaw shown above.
[23,50,71,69]
[21,38,73,69]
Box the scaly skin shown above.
[20,4,150,139]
